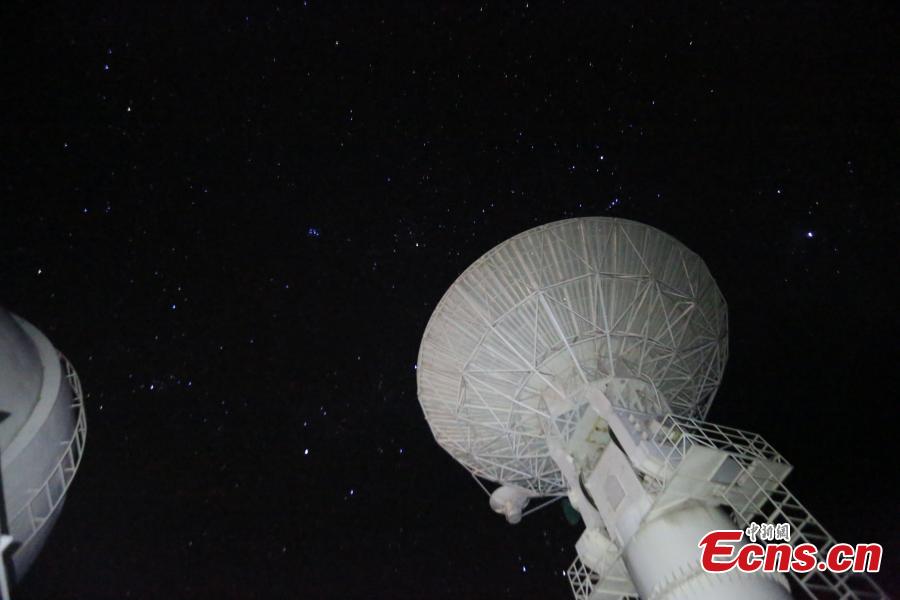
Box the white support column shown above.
[622,502,791,600]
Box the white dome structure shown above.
[0,308,86,587]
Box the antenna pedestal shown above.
[562,380,792,599]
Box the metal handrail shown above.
[8,353,87,551]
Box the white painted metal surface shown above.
[417,217,887,599]
[0,309,86,583]
[417,218,728,495]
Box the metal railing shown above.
[7,353,87,551]
[568,554,638,600]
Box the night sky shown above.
[2,2,898,598]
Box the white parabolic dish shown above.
[417,217,728,496]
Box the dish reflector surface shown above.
[416,218,728,495]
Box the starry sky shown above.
[1,2,898,599]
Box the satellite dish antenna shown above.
[417,218,884,599]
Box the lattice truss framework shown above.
[417,218,728,495]
[567,415,887,600]
[658,417,887,600]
